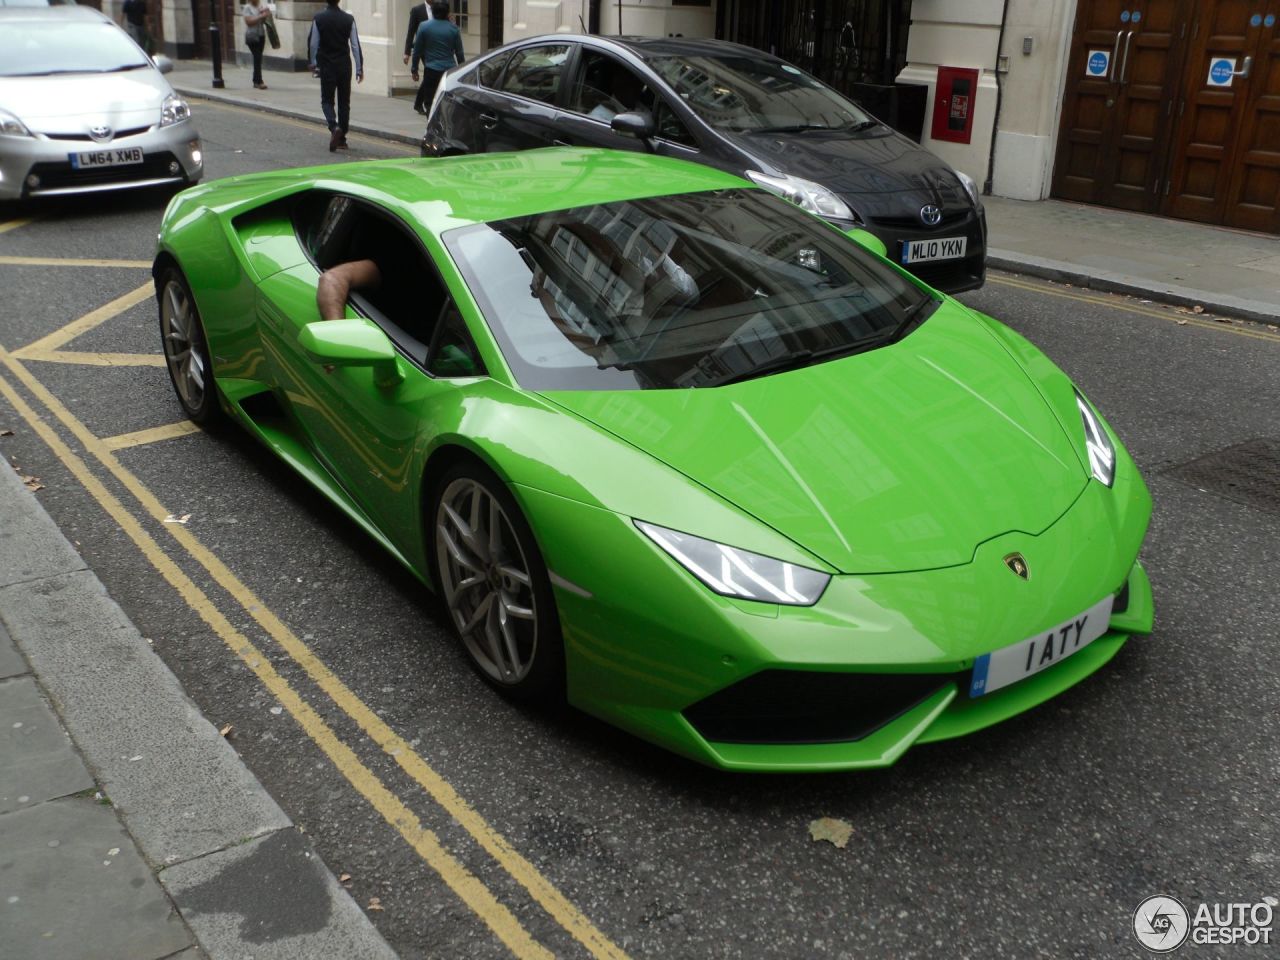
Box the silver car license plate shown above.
[70,147,144,170]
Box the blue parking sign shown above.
[1208,58,1235,86]
[1087,50,1110,77]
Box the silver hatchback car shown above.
[0,6,202,200]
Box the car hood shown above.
[727,126,969,213]
[541,304,1088,574]
[0,70,170,133]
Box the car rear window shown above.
[445,188,931,391]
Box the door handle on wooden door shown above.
[1232,55,1254,79]
[1111,30,1123,80]
[1119,30,1135,84]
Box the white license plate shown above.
[69,147,144,170]
[969,594,1115,697]
[901,236,967,264]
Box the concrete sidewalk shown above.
[0,460,399,960]
[170,58,1280,325]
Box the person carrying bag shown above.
[242,2,277,89]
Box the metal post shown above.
[211,0,225,88]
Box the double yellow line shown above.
[0,305,627,958]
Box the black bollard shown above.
[211,6,225,89]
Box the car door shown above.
[256,191,487,556]
[430,49,514,154]
[553,47,705,164]
[481,42,574,153]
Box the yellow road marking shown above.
[0,351,556,960]
[0,219,36,235]
[0,343,631,960]
[0,255,151,269]
[988,274,1280,343]
[193,97,420,154]
[14,281,154,357]
[19,349,165,368]
[102,420,202,450]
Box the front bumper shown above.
[518,462,1152,772]
[0,121,202,200]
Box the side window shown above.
[654,101,696,147]
[498,44,571,105]
[427,301,485,378]
[294,191,448,366]
[568,50,654,122]
[473,50,511,89]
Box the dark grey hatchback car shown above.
[422,36,987,293]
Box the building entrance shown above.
[1053,0,1279,233]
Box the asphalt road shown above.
[0,100,1276,960]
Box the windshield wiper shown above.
[102,63,150,73]
[845,119,881,132]
[750,123,837,134]
[707,297,940,387]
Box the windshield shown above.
[4,22,150,77]
[648,55,873,134]
[445,189,932,391]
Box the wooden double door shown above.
[1053,0,1280,233]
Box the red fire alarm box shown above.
[931,66,979,144]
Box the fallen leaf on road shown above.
[163,513,192,524]
[219,724,234,737]
[1176,319,1188,325]
[22,475,43,491]
[339,873,352,883]
[367,896,384,912]
[808,817,853,849]
[0,429,12,436]
[1192,304,1204,313]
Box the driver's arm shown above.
[317,259,382,321]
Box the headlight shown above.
[0,109,32,138]
[1075,390,1116,487]
[746,170,858,223]
[955,169,983,211]
[161,94,191,127]
[636,520,830,606]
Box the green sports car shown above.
[154,148,1153,772]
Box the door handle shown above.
[1111,30,1123,80]
[480,112,498,130]
[1119,30,1135,84]
[1232,55,1254,78]
[552,139,570,146]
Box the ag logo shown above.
[1003,552,1029,580]
[1133,895,1191,953]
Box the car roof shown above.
[196,148,754,234]
[0,5,106,20]
[497,33,774,63]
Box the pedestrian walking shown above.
[242,1,274,90]
[410,1,463,117]
[122,0,147,49]
[402,0,433,70]
[308,0,364,152]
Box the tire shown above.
[431,459,565,705]
[158,267,223,426]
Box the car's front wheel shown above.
[158,267,222,426]
[432,461,564,704]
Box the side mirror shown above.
[610,110,656,140]
[845,228,888,258]
[299,319,404,387]
[152,54,175,75]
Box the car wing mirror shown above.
[152,54,175,75]
[299,318,404,387]
[611,110,656,141]
[845,228,888,258]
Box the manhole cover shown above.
[1164,438,1280,515]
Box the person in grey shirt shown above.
[410,1,463,116]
